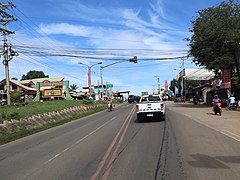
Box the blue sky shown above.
[1,0,224,95]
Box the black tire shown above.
[161,115,166,121]
[137,114,143,123]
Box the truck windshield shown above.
[148,96,161,101]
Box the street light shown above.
[78,62,102,97]
[100,56,137,98]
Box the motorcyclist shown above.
[212,95,221,112]
[229,94,236,109]
[107,97,113,111]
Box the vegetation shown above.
[170,78,200,95]
[188,0,240,86]
[21,70,49,80]
[0,106,106,145]
[10,90,21,103]
[169,78,180,94]
[11,77,18,80]
[0,100,100,122]
[70,84,78,91]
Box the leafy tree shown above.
[185,80,200,89]
[21,70,49,80]
[170,78,178,93]
[11,90,21,103]
[70,84,78,91]
[11,77,18,80]
[188,0,240,83]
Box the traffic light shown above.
[133,56,137,63]
[129,56,137,63]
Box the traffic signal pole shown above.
[100,56,137,98]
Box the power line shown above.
[17,54,87,82]
[9,7,67,54]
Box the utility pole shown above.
[100,66,104,98]
[100,56,137,99]
[78,62,102,98]
[180,56,185,97]
[154,75,160,94]
[0,2,17,105]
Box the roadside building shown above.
[82,83,114,100]
[178,68,234,105]
[178,68,215,103]
[0,79,37,103]
[0,77,66,102]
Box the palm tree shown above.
[70,84,78,91]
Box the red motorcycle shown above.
[213,102,222,116]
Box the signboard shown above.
[43,89,62,97]
[141,91,148,96]
[222,69,231,89]
[40,81,63,87]
[222,69,231,83]
[106,84,113,89]
[165,80,169,91]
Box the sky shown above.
[0,0,224,95]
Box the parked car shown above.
[173,94,184,102]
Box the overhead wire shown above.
[8,37,87,82]
[10,7,66,51]
[4,5,193,84]
[5,9,88,82]
[18,54,87,82]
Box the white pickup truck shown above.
[136,94,166,122]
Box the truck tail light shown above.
[136,105,139,112]
[160,104,164,110]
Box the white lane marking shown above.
[47,153,61,162]
[45,116,117,164]
[63,148,70,152]
[220,131,240,142]
[190,118,240,143]
[222,130,240,138]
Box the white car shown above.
[136,94,166,122]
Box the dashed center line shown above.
[45,116,117,164]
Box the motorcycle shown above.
[107,103,112,112]
[213,102,222,116]
[228,102,237,110]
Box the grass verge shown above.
[0,106,106,145]
[0,100,100,122]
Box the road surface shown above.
[0,102,240,180]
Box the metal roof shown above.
[180,68,215,80]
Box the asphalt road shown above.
[0,102,240,180]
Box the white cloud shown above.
[39,23,94,37]
[149,0,166,19]
[0,0,194,95]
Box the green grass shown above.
[0,106,106,145]
[0,100,97,122]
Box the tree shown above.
[21,70,49,80]
[188,0,240,83]
[11,90,21,103]
[11,77,18,80]
[170,78,178,93]
[70,84,78,91]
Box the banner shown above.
[222,69,231,89]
